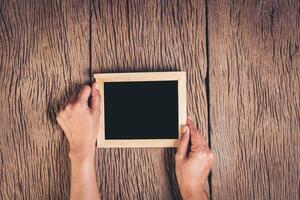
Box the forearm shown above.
[70,152,100,200]
[180,187,208,200]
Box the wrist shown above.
[69,148,95,165]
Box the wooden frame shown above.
[94,71,187,148]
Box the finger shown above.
[187,116,208,148]
[187,116,199,134]
[77,85,91,103]
[61,87,80,108]
[176,126,190,160]
[56,114,66,130]
[68,89,79,104]
[61,92,75,109]
[91,82,101,114]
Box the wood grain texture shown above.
[208,0,300,199]
[91,0,207,199]
[0,0,89,199]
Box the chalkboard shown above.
[94,72,186,148]
[104,81,178,139]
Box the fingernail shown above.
[181,126,189,137]
[95,83,99,90]
[188,116,193,121]
[182,126,188,133]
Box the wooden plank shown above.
[91,0,207,199]
[208,0,300,199]
[0,0,89,199]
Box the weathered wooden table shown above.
[0,0,299,199]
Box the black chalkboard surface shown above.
[104,81,178,139]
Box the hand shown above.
[56,83,101,161]
[175,117,215,200]
[57,83,101,200]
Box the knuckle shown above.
[192,145,205,152]
[64,104,72,112]
[194,147,210,155]
[82,84,91,90]
[175,153,182,161]
[56,110,64,119]
[81,85,91,93]
[201,150,214,160]
[208,152,215,161]
[196,150,206,157]
[73,101,82,109]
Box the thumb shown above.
[77,85,91,103]
[176,126,190,161]
[91,82,101,115]
[187,117,208,148]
